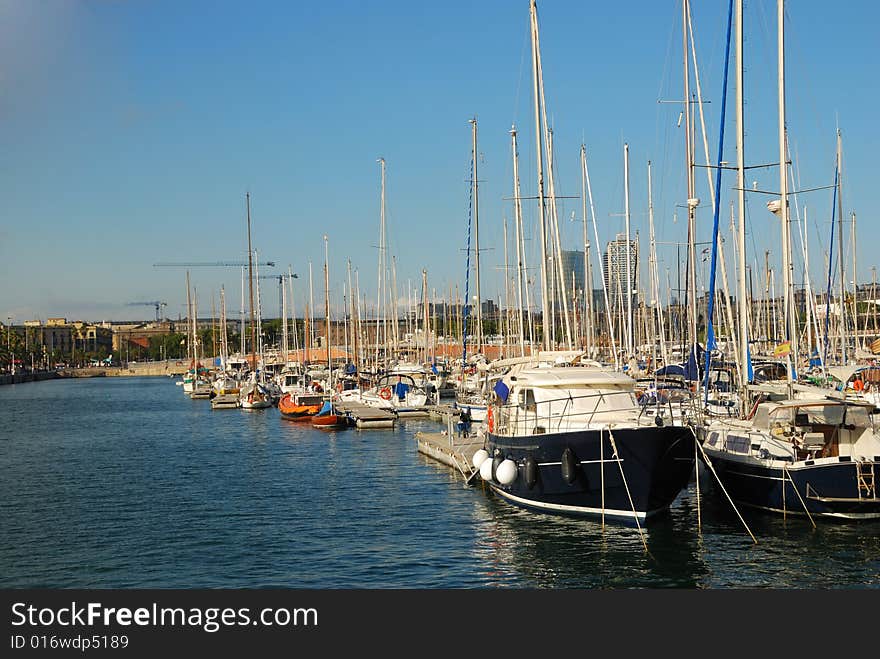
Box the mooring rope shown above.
[782,464,817,528]
[607,429,649,553]
[689,427,758,544]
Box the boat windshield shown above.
[769,403,870,428]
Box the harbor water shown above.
[1,377,878,589]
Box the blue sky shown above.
[2,0,877,323]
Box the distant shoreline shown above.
[0,361,192,385]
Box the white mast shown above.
[777,0,797,380]
[735,0,750,396]
[529,0,551,350]
[580,144,594,357]
[186,270,193,367]
[510,126,527,356]
[624,143,634,358]
[309,261,315,357]
[648,161,668,370]
[246,192,257,373]
[288,266,298,361]
[836,131,846,363]
[683,0,698,354]
[377,157,387,369]
[240,266,246,355]
[347,259,356,373]
[281,276,289,364]
[469,117,483,355]
[545,128,573,349]
[220,285,228,369]
[422,269,429,365]
[255,252,263,361]
[324,234,331,375]
[851,212,858,350]
[503,219,510,359]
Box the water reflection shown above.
[2,378,878,589]
[466,484,709,587]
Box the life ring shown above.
[379,386,393,400]
[487,406,495,433]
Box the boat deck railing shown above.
[495,389,669,435]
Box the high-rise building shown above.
[603,233,639,304]
[558,250,586,296]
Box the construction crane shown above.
[126,301,168,322]
[153,261,276,268]
[258,273,298,319]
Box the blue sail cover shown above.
[684,344,701,382]
[655,363,688,378]
[493,380,510,404]
[317,400,332,416]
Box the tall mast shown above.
[324,235,331,374]
[683,0,698,353]
[220,285,228,368]
[391,255,399,356]
[624,142,634,358]
[510,126,527,357]
[422,269,429,365]
[580,144,594,357]
[304,304,310,365]
[776,0,797,382]
[529,0,550,350]
[735,0,749,394]
[288,266,298,358]
[851,212,858,349]
[648,161,668,369]
[502,219,510,359]
[186,270,193,366]
[254,253,263,359]
[469,117,483,355]
[309,262,315,356]
[377,157,387,369]
[585,148,617,368]
[836,131,846,363]
[246,192,257,372]
[545,128,573,349]
[240,267,245,355]
[348,259,357,373]
[281,278,288,363]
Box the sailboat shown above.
[697,0,880,520]
[239,192,272,410]
[311,400,349,429]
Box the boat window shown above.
[519,389,536,412]
[723,435,750,454]
[845,407,871,428]
[799,405,845,426]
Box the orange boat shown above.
[311,401,348,429]
[278,393,322,421]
